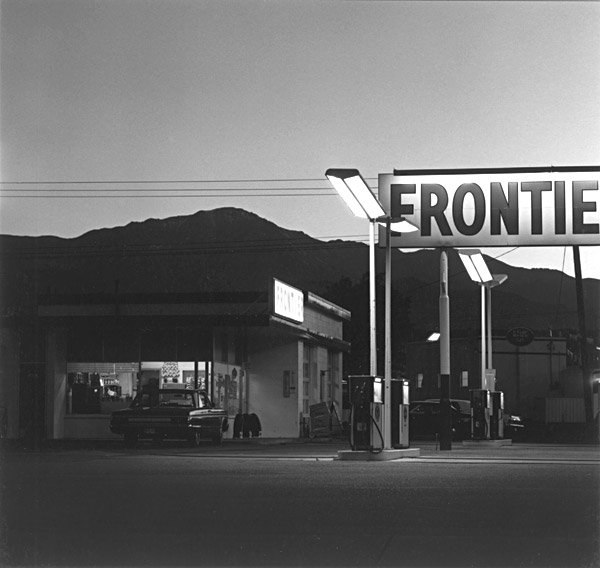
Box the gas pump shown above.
[392,379,410,448]
[348,375,384,451]
[470,389,490,440]
[489,391,504,439]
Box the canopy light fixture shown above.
[488,273,508,288]
[325,168,386,220]
[458,249,493,283]
[384,218,420,233]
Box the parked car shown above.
[110,387,229,447]
[424,398,526,440]
[410,400,471,440]
[503,411,526,440]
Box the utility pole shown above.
[573,246,593,423]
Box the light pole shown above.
[485,274,508,385]
[325,169,386,377]
[326,168,417,450]
[458,249,494,388]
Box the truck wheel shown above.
[124,433,137,448]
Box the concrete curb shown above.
[461,439,513,447]
[338,448,421,461]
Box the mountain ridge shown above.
[1,207,598,337]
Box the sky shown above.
[1,0,599,279]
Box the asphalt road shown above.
[1,441,599,567]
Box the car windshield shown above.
[131,390,199,408]
[159,392,195,407]
[424,398,471,414]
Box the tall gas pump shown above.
[489,391,504,439]
[470,389,490,440]
[348,375,384,451]
[392,379,410,448]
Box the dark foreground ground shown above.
[1,439,599,568]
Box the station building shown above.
[0,278,350,441]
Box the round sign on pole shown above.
[506,327,534,347]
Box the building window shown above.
[67,362,139,415]
[302,344,317,414]
[66,361,208,415]
[461,370,469,388]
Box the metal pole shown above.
[384,218,392,450]
[439,249,452,450]
[369,220,377,377]
[487,285,493,371]
[481,284,486,389]
[574,246,593,423]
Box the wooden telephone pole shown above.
[573,246,593,423]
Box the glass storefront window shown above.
[67,361,209,415]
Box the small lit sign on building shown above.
[506,327,535,347]
[273,279,304,323]
[378,166,599,248]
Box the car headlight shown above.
[510,415,522,422]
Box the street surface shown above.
[1,440,598,567]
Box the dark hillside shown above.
[1,207,598,338]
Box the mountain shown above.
[1,207,598,338]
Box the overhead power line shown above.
[0,178,337,185]
[0,177,376,198]
[0,193,337,198]
[0,181,340,199]
[0,187,334,192]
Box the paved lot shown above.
[7,437,600,462]
[2,439,598,567]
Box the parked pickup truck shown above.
[110,388,229,447]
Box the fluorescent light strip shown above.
[326,175,368,218]
[344,175,386,219]
[388,219,419,233]
[459,254,484,282]
[472,254,493,283]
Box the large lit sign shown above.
[272,279,304,323]
[378,166,600,247]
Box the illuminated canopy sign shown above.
[272,278,304,323]
[378,166,600,248]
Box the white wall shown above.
[64,415,121,439]
[246,329,300,438]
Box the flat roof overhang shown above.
[270,314,351,352]
[36,291,271,326]
[33,292,349,351]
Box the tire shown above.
[212,428,223,445]
[124,432,137,448]
[189,430,202,447]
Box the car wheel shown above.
[189,430,202,447]
[124,432,137,448]
[212,428,223,445]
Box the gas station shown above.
[327,166,599,459]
